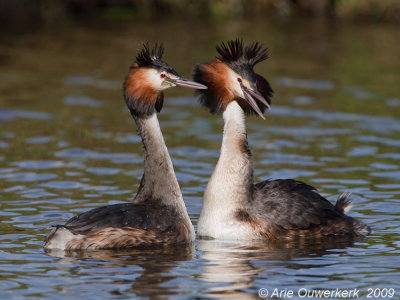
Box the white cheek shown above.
[146,69,165,90]
[228,70,245,98]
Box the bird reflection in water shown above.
[45,244,194,298]
[198,235,366,299]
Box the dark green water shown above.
[0,19,399,299]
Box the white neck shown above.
[133,113,194,237]
[198,101,253,237]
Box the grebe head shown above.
[124,43,207,117]
[193,39,273,119]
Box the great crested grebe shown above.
[44,43,207,250]
[193,39,370,241]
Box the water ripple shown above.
[324,167,369,173]
[343,86,376,100]
[386,98,400,107]
[369,171,400,180]
[38,181,117,192]
[260,153,324,167]
[291,95,315,105]
[0,109,52,122]
[38,180,84,189]
[347,146,377,156]
[17,188,57,199]
[274,77,334,90]
[357,135,400,147]
[55,148,141,164]
[116,134,141,144]
[263,126,352,136]
[64,75,120,89]
[378,153,400,160]
[265,169,317,179]
[63,96,103,107]
[11,160,64,170]
[86,168,121,175]
[370,163,398,170]
[25,136,55,144]
[270,106,400,134]
[311,178,370,185]
[0,172,57,182]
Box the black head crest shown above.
[135,43,164,67]
[133,43,179,77]
[245,42,268,66]
[216,39,268,68]
[216,39,244,63]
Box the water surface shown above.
[0,19,399,299]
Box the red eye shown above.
[237,78,242,83]
[160,74,166,78]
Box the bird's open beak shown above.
[240,83,270,120]
[166,77,208,90]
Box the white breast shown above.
[197,210,257,240]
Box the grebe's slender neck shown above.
[133,113,191,226]
[200,101,254,221]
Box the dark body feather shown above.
[238,179,370,239]
[64,202,183,235]
[45,202,192,250]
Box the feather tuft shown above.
[245,42,268,66]
[136,43,164,67]
[335,192,353,214]
[216,38,244,63]
[216,38,269,67]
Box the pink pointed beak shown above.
[166,77,208,89]
[240,83,270,119]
